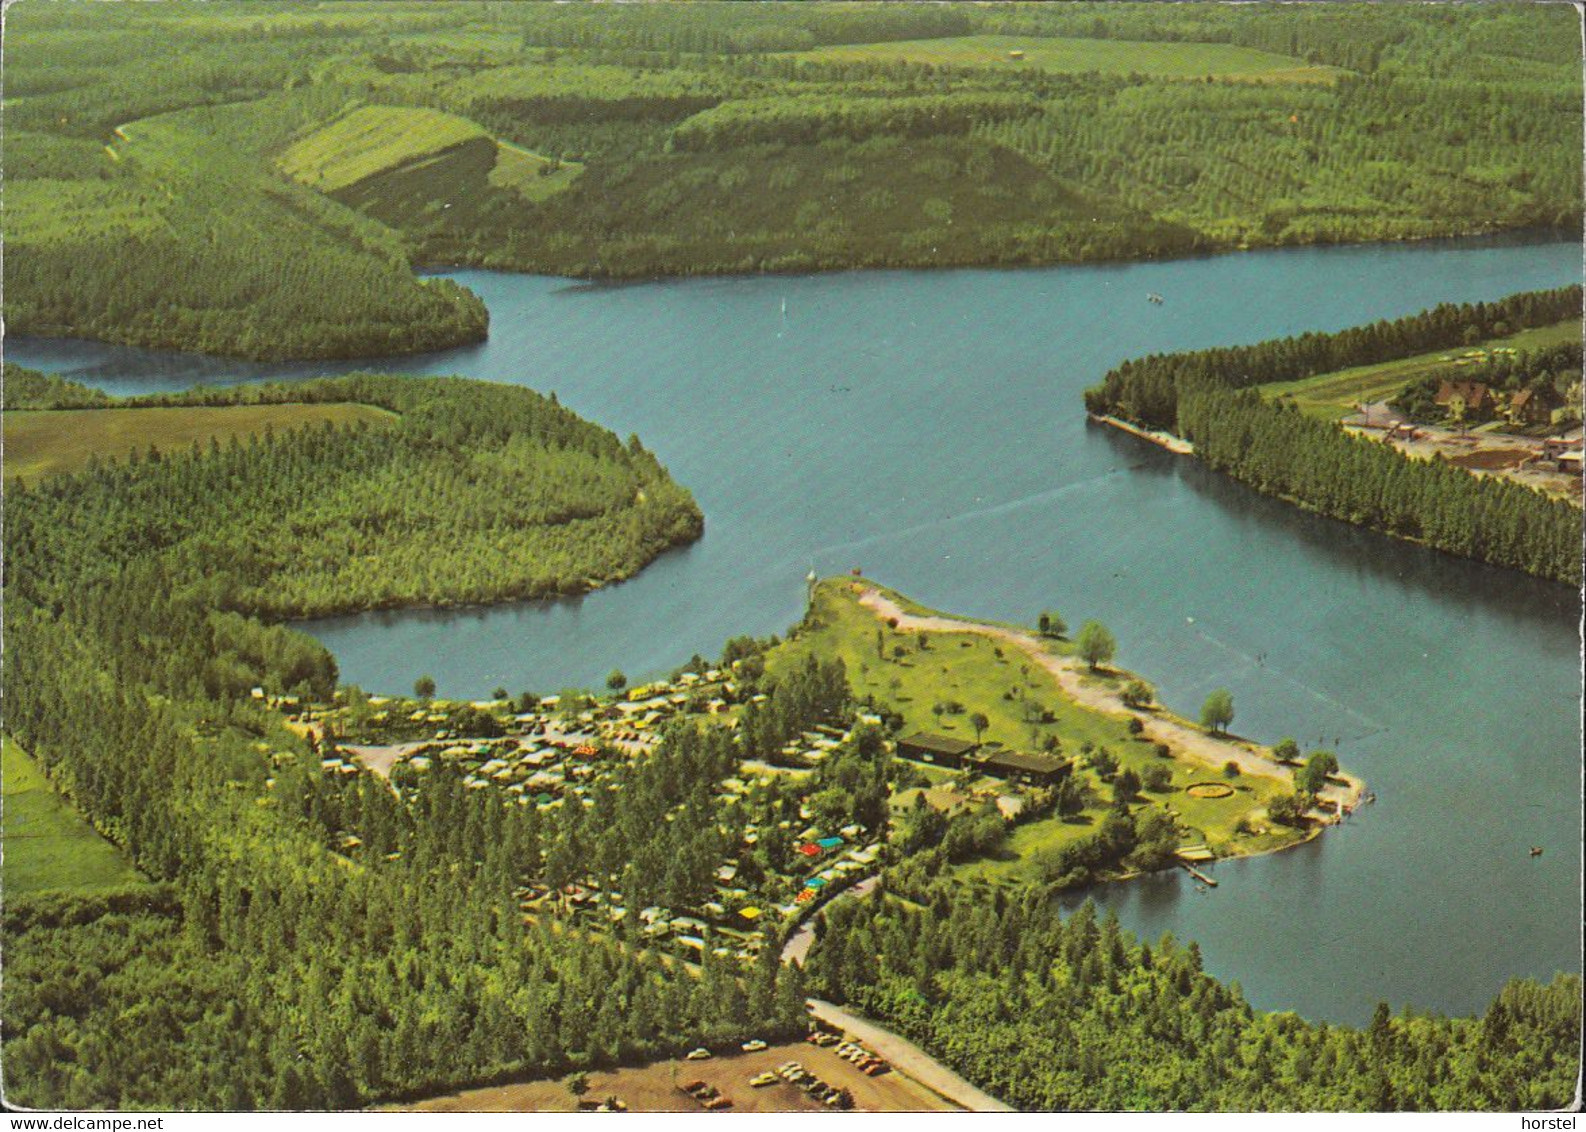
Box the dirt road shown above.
[857,587,1361,810]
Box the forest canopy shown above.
[3,1,1580,358]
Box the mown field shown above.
[768,580,1299,881]
[279,105,491,192]
[792,34,1349,83]
[1260,319,1581,420]
[3,402,399,481]
[2,735,147,896]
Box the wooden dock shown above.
[1180,862,1218,887]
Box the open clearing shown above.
[279,104,581,203]
[4,402,398,481]
[791,35,1348,83]
[769,580,1344,884]
[1261,319,1579,420]
[488,140,584,201]
[280,105,489,192]
[396,1038,955,1113]
[2,735,147,896]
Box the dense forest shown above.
[803,886,1582,1111]
[7,373,703,620]
[4,2,1579,358]
[1,376,811,1109]
[1084,287,1584,584]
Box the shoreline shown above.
[1087,412,1195,454]
[16,228,1571,367]
[854,583,1365,847]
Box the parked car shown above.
[741,1039,768,1052]
[685,1047,713,1061]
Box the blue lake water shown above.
[8,231,1580,1026]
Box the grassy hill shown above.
[279,105,491,193]
[2,735,148,896]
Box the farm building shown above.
[896,732,978,769]
[973,749,1071,786]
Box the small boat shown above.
[1529,846,1544,857]
[1146,292,1165,305]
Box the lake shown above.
[8,231,1580,1027]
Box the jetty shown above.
[1177,846,1218,887]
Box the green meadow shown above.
[1261,318,1581,420]
[2,735,147,896]
[769,580,1302,883]
[4,402,399,482]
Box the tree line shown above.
[1084,287,1583,585]
[802,885,1580,1110]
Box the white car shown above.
[685,1048,713,1061]
[741,1039,768,1053]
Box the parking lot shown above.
[399,1037,957,1113]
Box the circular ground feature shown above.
[1186,782,1236,799]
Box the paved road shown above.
[780,875,880,967]
[807,999,1015,1113]
[781,875,1014,1112]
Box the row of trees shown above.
[1086,286,1582,432]
[1176,390,1583,585]
[803,887,1581,1110]
[1085,288,1583,585]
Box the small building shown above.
[1506,387,1556,426]
[1434,380,1492,421]
[896,732,978,769]
[974,749,1071,786]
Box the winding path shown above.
[857,587,1362,810]
[780,877,1013,1112]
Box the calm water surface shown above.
[10,232,1580,1026]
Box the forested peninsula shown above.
[5,2,1581,359]
[5,371,703,620]
[1084,287,1584,585]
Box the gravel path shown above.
[857,587,1362,809]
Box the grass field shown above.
[771,581,1300,882]
[4,402,399,481]
[280,105,490,193]
[1261,319,1580,420]
[280,105,581,204]
[791,35,1348,83]
[2,735,147,896]
[489,140,585,202]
